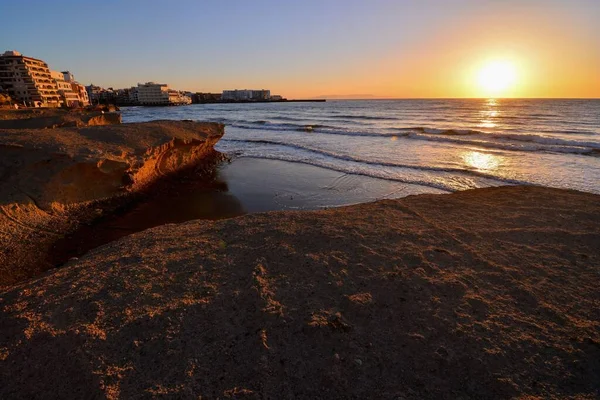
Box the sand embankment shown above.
[0,120,224,287]
[1,186,598,398]
[0,108,122,129]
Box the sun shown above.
[477,60,517,96]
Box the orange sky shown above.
[269,3,600,99]
[5,1,599,98]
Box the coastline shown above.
[0,112,598,398]
[42,157,444,267]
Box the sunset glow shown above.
[477,61,517,97]
[1,1,598,98]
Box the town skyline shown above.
[1,0,599,99]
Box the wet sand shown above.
[218,157,445,212]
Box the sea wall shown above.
[0,120,224,287]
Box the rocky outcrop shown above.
[0,109,122,129]
[0,121,224,287]
[0,186,598,399]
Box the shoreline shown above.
[0,112,598,398]
[42,157,444,268]
[129,99,327,107]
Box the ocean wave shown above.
[231,121,346,132]
[171,115,598,154]
[227,124,598,155]
[217,142,528,192]
[395,127,480,135]
[407,132,598,155]
[220,138,532,187]
[328,114,400,121]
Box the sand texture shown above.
[0,108,122,129]
[0,121,224,287]
[1,186,598,399]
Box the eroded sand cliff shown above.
[0,108,122,129]
[0,186,598,399]
[0,120,224,286]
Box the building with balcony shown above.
[51,70,79,107]
[222,89,271,101]
[137,82,190,106]
[0,50,61,107]
[72,82,90,106]
[222,89,252,101]
[137,82,169,105]
[61,72,88,106]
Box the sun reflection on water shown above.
[479,98,500,128]
[462,151,502,171]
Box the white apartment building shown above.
[222,89,253,101]
[222,89,271,101]
[61,71,89,106]
[137,82,191,105]
[137,82,170,105]
[51,70,79,107]
[0,50,61,107]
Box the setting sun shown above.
[477,61,517,97]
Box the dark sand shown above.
[1,186,599,399]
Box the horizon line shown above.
[305,97,600,100]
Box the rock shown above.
[0,120,224,287]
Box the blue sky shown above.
[1,0,598,97]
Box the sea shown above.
[121,99,600,196]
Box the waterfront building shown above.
[191,92,222,103]
[86,84,116,105]
[251,89,271,100]
[62,71,75,83]
[72,82,90,106]
[168,90,192,105]
[222,89,271,101]
[128,87,139,104]
[222,89,252,101]
[137,82,169,105]
[86,84,102,104]
[115,87,139,106]
[0,50,61,107]
[137,82,190,106]
[51,70,79,107]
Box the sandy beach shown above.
[3,1,600,397]
[1,185,599,398]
